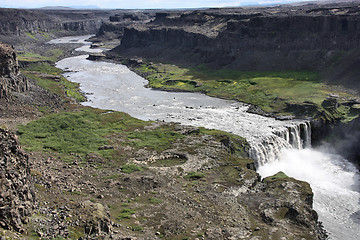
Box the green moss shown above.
[127,127,185,152]
[199,128,249,158]
[18,49,64,63]
[149,197,163,204]
[23,62,84,102]
[18,52,47,62]
[25,32,38,40]
[23,62,62,74]
[131,225,143,231]
[120,164,143,173]
[47,48,64,62]
[117,208,136,219]
[18,110,107,154]
[17,108,146,156]
[263,171,289,182]
[185,172,205,180]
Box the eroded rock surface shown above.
[0,42,28,98]
[0,128,35,233]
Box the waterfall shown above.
[250,121,312,167]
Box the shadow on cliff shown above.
[324,48,360,93]
[320,116,360,168]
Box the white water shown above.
[258,148,360,240]
[52,35,360,239]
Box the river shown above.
[50,35,360,240]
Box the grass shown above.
[17,110,108,154]
[17,108,146,156]
[25,32,38,40]
[127,127,185,152]
[135,62,355,119]
[149,197,163,204]
[185,172,205,180]
[117,208,136,220]
[18,49,64,62]
[120,164,143,173]
[23,62,85,102]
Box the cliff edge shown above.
[0,42,28,99]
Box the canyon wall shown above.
[0,8,119,36]
[112,2,360,91]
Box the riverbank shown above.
[105,55,360,123]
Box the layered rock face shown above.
[0,128,35,232]
[112,2,360,90]
[0,42,28,98]
[0,8,116,36]
[94,12,155,40]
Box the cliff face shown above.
[94,12,155,41]
[112,2,360,90]
[0,8,117,36]
[0,128,35,233]
[0,42,28,98]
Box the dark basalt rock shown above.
[87,53,106,61]
[109,2,360,92]
[0,128,35,233]
[0,42,29,99]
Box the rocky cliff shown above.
[0,128,35,233]
[112,2,360,91]
[0,42,28,99]
[92,11,155,41]
[0,8,120,37]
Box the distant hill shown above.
[39,5,100,10]
[38,6,73,10]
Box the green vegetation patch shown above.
[18,110,108,154]
[135,62,354,118]
[18,49,64,62]
[263,171,289,182]
[120,164,143,173]
[23,63,86,102]
[263,171,313,201]
[117,208,136,220]
[127,127,185,152]
[185,172,205,180]
[199,127,249,158]
[25,32,38,40]
[149,197,163,204]
[17,108,146,156]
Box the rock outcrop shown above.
[0,128,35,233]
[0,42,28,99]
[92,12,155,41]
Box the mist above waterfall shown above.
[258,147,360,240]
[319,116,360,168]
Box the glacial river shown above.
[51,35,360,240]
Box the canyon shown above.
[0,1,359,239]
